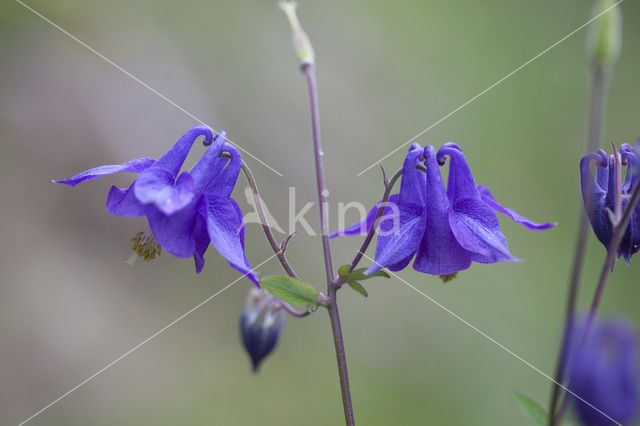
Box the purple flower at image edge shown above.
[580,143,640,264]
[331,143,555,276]
[54,125,258,284]
[569,316,639,426]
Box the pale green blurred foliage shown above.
[1,0,639,425]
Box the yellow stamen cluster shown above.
[439,273,458,283]
[128,231,161,264]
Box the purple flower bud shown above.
[570,317,639,426]
[240,288,286,372]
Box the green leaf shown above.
[514,392,549,426]
[338,265,390,281]
[347,281,368,297]
[260,276,318,308]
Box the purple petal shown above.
[477,185,557,231]
[398,144,427,206]
[153,125,214,177]
[106,185,145,217]
[203,195,258,284]
[145,201,199,258]
[448,197,519,264]
[203,142,242,197]
[621,144,638,193]
[134,169,196,215]
[436,144,479,203]
[413,146,471,274]
[366,202,426,274]
[190,131,227,193]
[329,194,400,238]
[53,158,155,187]
[193,216,210,274]
[581,151,613,250]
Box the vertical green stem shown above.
[302,62,355,426]
[548,64,607,425]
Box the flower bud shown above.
[239,288,286,372]
[570,316,638,425]
[279,1,315,67]
[586,0,622,68]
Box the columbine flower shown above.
[569,316,639,426]
[240,288,286,372]
[580,143,640,263]
[332,143,555,276]
[54,125,257,283]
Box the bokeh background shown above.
[1,0,639,424]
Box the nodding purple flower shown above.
[569,317,639,426]
[580,143,640,264]
[332,143,555,276]
[240,288,286,372]
[54,125,258,283]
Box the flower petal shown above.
[189,131,227,193]
[581,150,613,250]
[448,197,519,264]
[53,158,155,187]
[152,125,214,177]
[144,201,199,258]
[203,194,258,284]
[398,143,427,206]
[106,185,145,217]
[207,143,243,197]
[329,194,400,238]
[134,169,196,215]
[477,185,557,231]
[366,202,425,274]
[193,215,210,274]
[413,145,471,274]
[436,144,480,203]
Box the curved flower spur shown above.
[54,125,258,283]
[580,143,640,264]
[332,143,556,278]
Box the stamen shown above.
[439,273,458,283]
[128,230,162,264]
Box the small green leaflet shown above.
[338,265,390,297]
[260,276,318,309]
[347,281,368,297]
[514,392,549,426]
[338,265,390,281]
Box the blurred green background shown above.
[1,0,639,424]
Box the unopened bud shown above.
[279,1,315,67]
[586,0,622,68]
[239,288,286,372]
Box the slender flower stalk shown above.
[548,64,610,425]
[302,61,355,426]
[348,167,403,273]
[281,2,355,423]
[550,2,622,420]
[235,155,300,279]
[553,180,640,425]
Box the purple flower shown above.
[580,144,640,263]
[332,143,555,275]
[569,317,639,426]
[240,288,286,372]
[54,125,257,283]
